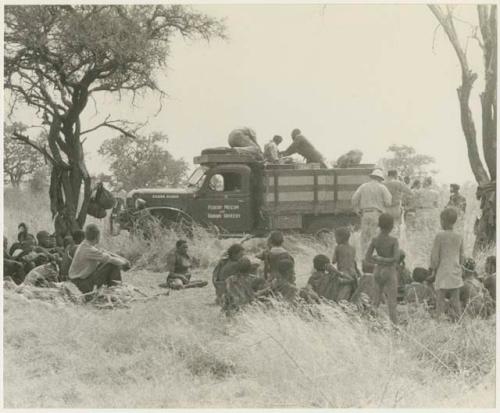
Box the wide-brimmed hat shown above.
[369,168,385,181]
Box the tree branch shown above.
[428,4,491,184]
[81,117,145,139]
[12,132,56,165]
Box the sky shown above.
[7,4,488,184]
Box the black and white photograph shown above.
[2,2,497,409]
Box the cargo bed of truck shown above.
[262,163,374,229]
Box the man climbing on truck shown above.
[280,128,328,168]
[263,135,283,163]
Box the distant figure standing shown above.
[263,135,283,163]
[384,170,412,236]
[430,208,464,321]
[404,179,421,229]
[351,168,392,255]
[280,128,328,168]
[415,177,440,231]
[331,227,361,295]
[446,184,467,231]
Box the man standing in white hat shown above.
[351,168,392,255]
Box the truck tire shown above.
[305,215,359,241]
[132,208,194,239]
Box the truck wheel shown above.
[132,209,194,239]
[153,210,194,236]
[306,215,358,242]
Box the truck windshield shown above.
[187,166,208,189]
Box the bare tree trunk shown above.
[479,5,497,180]
[429,5,497,255]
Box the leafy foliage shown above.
[4,123,46,187]
[98,132,189,191]
[4,5,225,231]
[382,145,436,179]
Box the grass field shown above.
[3,186,496,408]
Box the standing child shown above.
[332,227,360,300]
[365,213,400,325]
[430,208,464,321]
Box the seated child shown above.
[270,259,299,303]
[404,267,436,306]
[256,231,294,282]
[223,257,266,315]
[460,258,493,317]
[307,254,355,302]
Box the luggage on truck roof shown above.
[196,147,263,165]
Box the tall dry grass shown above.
[3,185,496,408]
[3,290,494,408]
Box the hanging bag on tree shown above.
[94,182,115,210]
[87,200,107,219]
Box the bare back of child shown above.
[365,213,400,325]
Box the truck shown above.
[111,150,375,238]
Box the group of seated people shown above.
[4,222,131,294]
[5,220,496,321]
[4,222,85,286]
[210,228,497,320]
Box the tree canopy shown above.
[382,144,436,179]
[99,132,189,191]
[4,5,225,234]
[4,123,46,187]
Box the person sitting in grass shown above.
[165,240,192,289]
[460,258,493,318]
[482,255,496,303]
[256,230,294,282]
[223,257,267,315]
[271,259,299,303]
[9,222,37,256]
[22,255,60,287]
[306,254,356,303]
[36,230,58,252]
[69,224,130,294]
[4,236,26,285]
[59,230,86,281]
[164,240,207,290]
[365,213,400,325]
[212,243,245,305]
[429,208,464,322]
[404,267,436,307]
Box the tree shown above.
[382,144,436,179]
[4,5,225,236]
[4,123,45,187]
[429,5,496,251]
[98,132,189,191]
[29,165,51,193]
